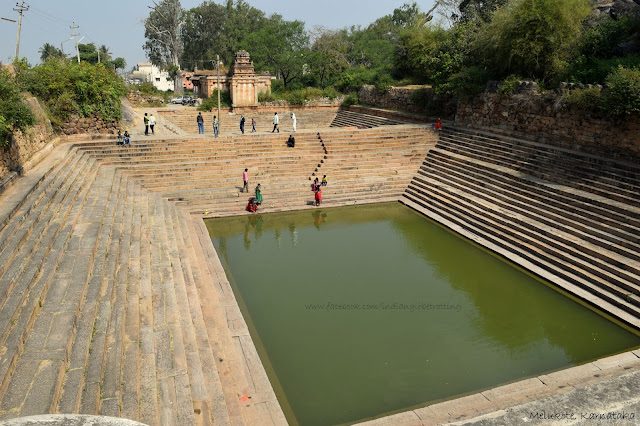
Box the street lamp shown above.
[216,55,222,134]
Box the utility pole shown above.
[216,55,222,135]
[13,1,29,61]
[70,22,80,63]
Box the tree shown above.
[240,14,308,88]
[39,43,63,62]
[144,0,184,92]
[181,1,228,70]
[78,43,99,64]
[98,45,112,63]
[477,0,592,82]
[308,27,350,88]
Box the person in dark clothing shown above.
[287,135,295,147]
[197,112,205,134]
[240,115,246,134]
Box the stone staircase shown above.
[330,109,404,128]
[0,144,287,424]
[157,109,339,135]
[0,124,436,424]
[402,127,640,329]
[69,126,436,216]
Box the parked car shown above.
[170,95,193,105]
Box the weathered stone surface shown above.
[456,92,640,160]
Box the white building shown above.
[131,62,173,91]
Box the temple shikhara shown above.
[190,50,271,108]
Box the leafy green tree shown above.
[477,0,591,82]
[109,57,127,72]
[457,0,508,22]
[78,43,99,64]
[181,1,228,69]
[240,15,308,88]
[144,0,184,92]
[39,43,63,62]
[308,27,350,88]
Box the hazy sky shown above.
[0,0,437,70]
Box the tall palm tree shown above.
[39,43,63,62]
[98,45,112,63]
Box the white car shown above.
[170,95,192,104]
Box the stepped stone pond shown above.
[205,202,640,426]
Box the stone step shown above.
[0,153,88,268]
[0,148,78,237]
[0,155,96,323]
[98,177,136,418]
[438,133,640,197]
[146,195,197,425]
[57,169,126,415]
[448,127,640,180]
[329,110,404,128]
[0,159,108,419]
[437,134,640,207]
[163,200,216,425]
[429,149,640,229]
[424,152,640,258]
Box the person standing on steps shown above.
[240,115,246,134]
[197,112,205,134]
[251,118,256,133]
[315,186,322,206]
[243,168,249,193]
[291,112,297,132]
[272,112,279,133]
[149,113,156,135]
[213,115,219,137]
[255,183,263,205]
[144,113,150,136]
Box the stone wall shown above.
[456,92,640,159]
[359,85,424,113]
[358,85,456,118]
[1,96,55,180]
[58,113,119,136]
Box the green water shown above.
[206,203,640,426]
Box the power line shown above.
[13,1,29,60]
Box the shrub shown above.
[437,66,490,99]
[410,88,434,110]
[599,66,640,116]
[342,92,359,107]
[0,68,35,146]
[258,91,277,103]
[198,89,231,111]
[17,58,125,126]
[564,86,602,110]
[283,90,305,105]
[271,79,285,94]
[321,87,339,100]
[563,55,640,85]
[136,82,160,95]
[302,87,323,99]
[497,75,522,97]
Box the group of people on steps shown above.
[244,168,327,212]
